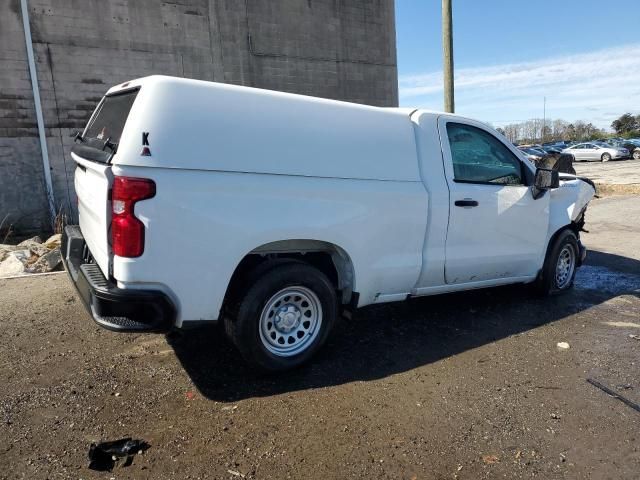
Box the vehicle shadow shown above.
[168,250,640,402]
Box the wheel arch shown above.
[223,239,357,312]
[541,220,582,275]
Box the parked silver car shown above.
[562,142,628,162]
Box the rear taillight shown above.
[111,176,156,257]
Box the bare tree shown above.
[498,117,606,144]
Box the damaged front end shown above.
[548,174,597,264]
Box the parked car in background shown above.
[628,140,640,159]
[519,145,576,173]
[606,139,640,159]
[542,146,564,155]
[544,140,572,149]
[597,137,624,145]
[518,147,545,163]
[562,142,628,162]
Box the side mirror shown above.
[534,168,559,189]
[532,168,559,199]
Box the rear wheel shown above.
[225,263,338,372]
[601,152,611,162]
[536,229,579,296]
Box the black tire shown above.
[225,263,338,372]
[536,229,579,296]
[601,152,611,162]
[633,150,640,160]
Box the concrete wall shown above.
[0,0,398,235]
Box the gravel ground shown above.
[574,158,640,186]
[1,196,639,479]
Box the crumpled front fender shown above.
[548,176,596,238]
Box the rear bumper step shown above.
[61,225,175,333]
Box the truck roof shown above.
[107,76,426,182]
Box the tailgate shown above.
[70,87,140,277]
[73,155,112,276]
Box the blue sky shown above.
[395,0,640,129]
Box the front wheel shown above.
[536,229,579,296]
[601,152,611,162]
[633,150,640,160]
[225,262,338,372]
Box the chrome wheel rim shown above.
[259,286,322,357]
[555,244,576,289]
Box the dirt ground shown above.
[574,157,640,187]
[1,195,639,480]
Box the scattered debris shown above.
[556,342,570,350]
[482,454,500,465]
[17,236,43,246]
[550,412,561,420]
[88,438,150,471]
[19,238,49,256]
[0,244,23,262]
[630,334,640,341]
[28,248,62,273]
[587,378,640,414]
[603,321,640,329]
[0,250,30,276]
[185,391,196,400]
[43,233,62,249]
[227,469,246,478]
[0,235,63,277]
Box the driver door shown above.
[438,117,549,285]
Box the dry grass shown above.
[0,202,68,246]
[53,207,67,235]
[595,183,640,196]
[0,214,13,244]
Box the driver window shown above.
[446,123,523,186]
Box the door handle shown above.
[455,199,479,207]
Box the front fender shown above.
[546,177,595,248]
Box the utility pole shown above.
[442,0,454,113]
[542,96,546,143]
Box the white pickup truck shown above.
[62,76,595,371]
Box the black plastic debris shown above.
[587,378,640,414]
[88,438,150,471]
